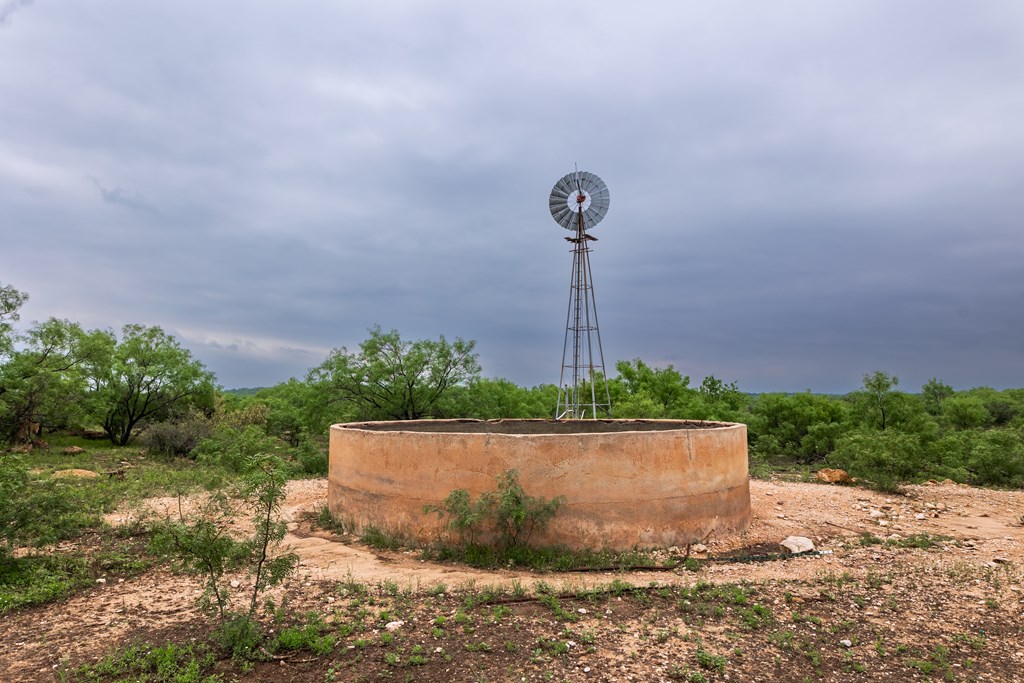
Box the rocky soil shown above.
[2,478,1022,682]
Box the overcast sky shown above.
[2,1,1023,393]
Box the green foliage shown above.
[425,488,489,545]
[0,553,91,612]
[76,641,222,682]
[857,370,900,431]
[749,392,849,464]
[293,438,328,476]
[239,453,299,615]
[424,469,564,549]
[139,413,215,458]
[441,378,555,419]
[0,318,110,443]
[941,395,990,430]
[490,469,564,547]
[0,456,111,555]
[150,453,297,620]
[607,360,748,421]
[215,614,263,661]
[149,490,249,618]
[309,326,480,421]
[966,430,1024,487]
[695,646,727,673]
[0,282,28,357]
[274,615,335,655]
[922,378,954,415]
[830,431,934,491]
[86,324,216,445]
[194,425,283,472]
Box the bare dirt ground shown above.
[2,478,1023,682]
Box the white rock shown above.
[915,513,926,520]
[385,620,405,631]
[577,608,588,614]
[95,578,106,584]
[692,543,708,553]
[230,580,240,588]
[840,639,852,647]
[780,536,815,553]
[869,509,885,518]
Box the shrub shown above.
[194,425,282,473]
[424,469,564,549]
[967,430,1024,488]
[139,416,214,458]
[293,439,328,476]
[941,396,990,431]
[829,431,936,491]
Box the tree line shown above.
[3,282,1022,490]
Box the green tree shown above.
[441,378,552,419]
[967,430,1024,488]
[941,395,990,430]
[0,319,109,442]
[0,283,28,357]
[921,378,954,415]
[87,324,216,445]
[748,392,849,464]
[608,359,696,418]
[309,326,480,421]
[860,371,898,430]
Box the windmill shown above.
[548,168,612,419]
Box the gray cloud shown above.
[88,176,159,214]
[2,1,1023,393]
[0,0,32,26]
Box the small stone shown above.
[776,513,786,519]
[993,557,1012,565]
[840,639,852,647]
[95,578,106,584]
[878,520,889,527]
[577,608,588,614]
[915,513,926,520]
[869,509,885,518]
[780,536,815,554]
[584,667,591,673]
[692,543,708,553]
[230,580,240,588]
[63,446,86,455]
[816,468,852,484]
[385,620,404,631]
[327,596,335,603]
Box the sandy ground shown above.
[2,477,1022,681]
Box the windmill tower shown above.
[548,168,612,419]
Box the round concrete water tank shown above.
[329,419,750,550]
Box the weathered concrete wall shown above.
[328,419,750,550]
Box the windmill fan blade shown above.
[551,208,573,229]
[549,169,610,230]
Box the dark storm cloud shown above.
[2,1,1023,392]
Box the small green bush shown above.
[425,469,564,549]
